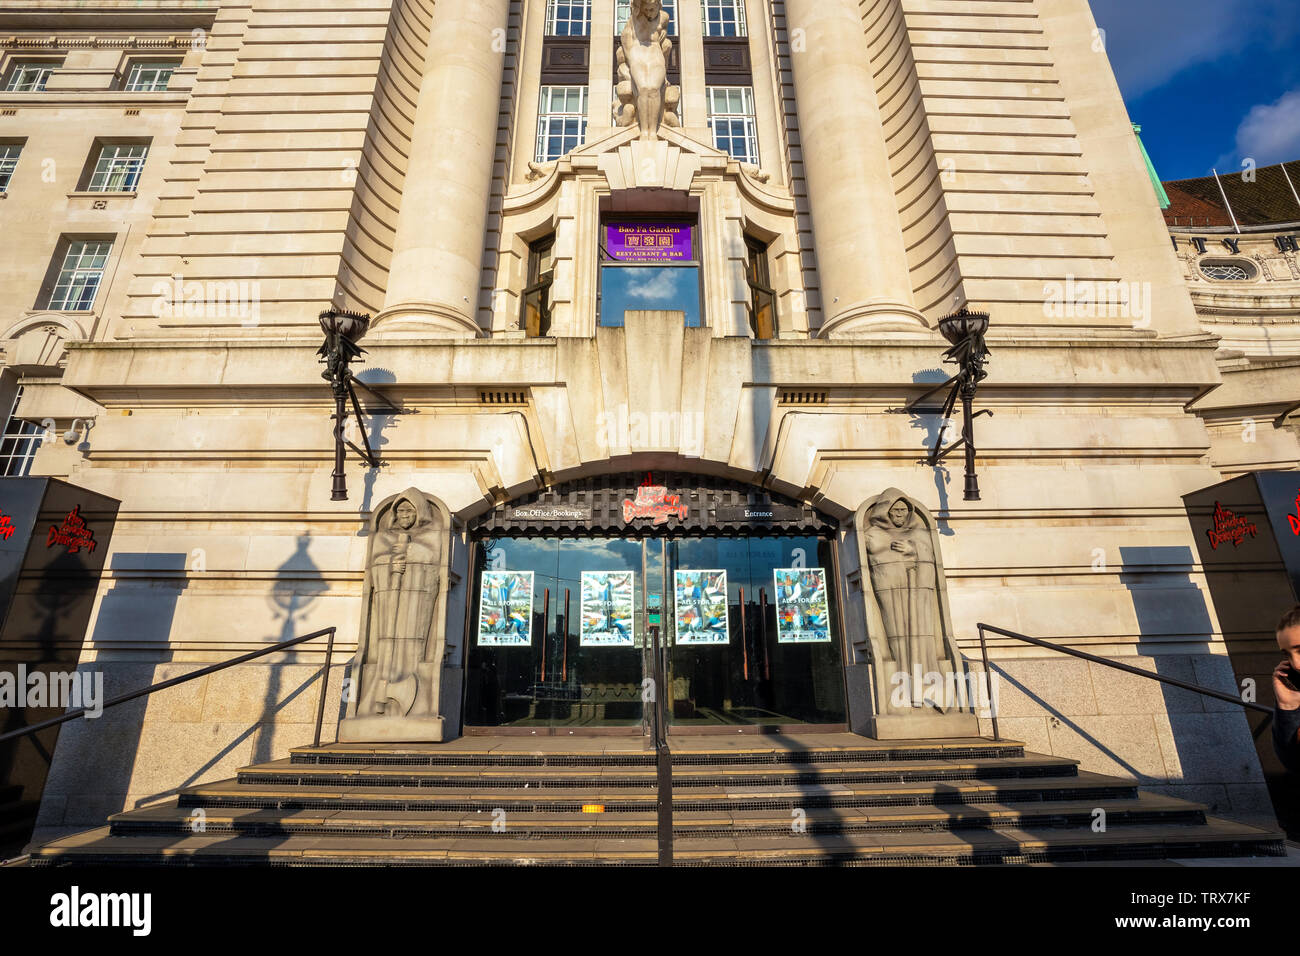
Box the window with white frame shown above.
[0,386,43,478]
[616,0,677,34]
[535,85,588,162]
[702,0,747,37]
[546,0,591,36]
[123,60,178,92]
[0,143,21,192]
[86,143,149,192]
[706,86,758,164]
[3,59,62,92]
[47,239,113,312]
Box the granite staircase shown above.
[28,735,1285,866]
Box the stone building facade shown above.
[0,0,1286,846]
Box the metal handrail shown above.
[976,622,1274,742]
[0,626,339,748]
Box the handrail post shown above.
[978,624,1000,741]
[649,623,672,867]
[313,627,337,748]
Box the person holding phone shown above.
[1272,606,1300,773]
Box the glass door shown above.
[665,536,847,727]
[465,537,645,729]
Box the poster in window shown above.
[580,570,636,647]
[477,570,534,646]
[673,569,729,645]
[774,568,831,644]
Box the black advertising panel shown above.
[0,477,119,856]
[1184,470,1300,834]
[0,477,118,649]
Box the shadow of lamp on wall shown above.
[890,308,992,502]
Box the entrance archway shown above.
[462,472,849,735]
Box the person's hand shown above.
[1273,661,1300,711]
[891,541,906,553]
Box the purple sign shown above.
[606,222,692,262]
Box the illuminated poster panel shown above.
[774,567,832,644]
[580,570,636,647]
[477,570,534,646]
[673,569,729,645]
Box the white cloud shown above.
[1230,89,1300,169]
[624,269,680,302]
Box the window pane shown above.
[0,143,21,191]
[547,0,591,35]
[535,85,588,162]
[600,265,701,328]
[88,143,148,192]
[706,85,758,164]
[0,388,43,476]
[702,0,747,37]
[4,60,61,92]
[49,240,112,311]
[125,61,177,92]
[616,0,677,34]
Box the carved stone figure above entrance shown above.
[615,0,681,139]
[339,488,454,742]
[855,488,978,739]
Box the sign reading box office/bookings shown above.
[580,571,636,647]
[774,568,832,644]
[478,570,534,646]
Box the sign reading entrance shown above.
[674,569,729,645]
[580,571,635,647]
[774,568,832,644]
[477,570,533,646]
[605,222,693,262]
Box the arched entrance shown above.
[462,472,849,735]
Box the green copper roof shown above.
[1132,124,1171,209]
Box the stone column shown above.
[376,0,511,336]
[783,0,926,337]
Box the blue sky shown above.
[1089,0,1300,181]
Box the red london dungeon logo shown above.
[0,509,14,541]
[47,505,97,554]
[1206,501,1257,551]
[622,475,689,526]
[1288,489,1300,537]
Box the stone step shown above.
[107,792,1207,838]
[237,754,1080,789]
[181,769,1138,812]
[30,818,1284,867]
[289,737,1027,767]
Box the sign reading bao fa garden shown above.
[605,222,692,262]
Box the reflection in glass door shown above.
[666,536,846,726]
[465,534,847,731]
[465,537,645,728]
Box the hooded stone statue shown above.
[856,489,973,728]
[339,488,453,742]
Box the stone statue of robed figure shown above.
[855,489,978,738]
[339,488,453,742]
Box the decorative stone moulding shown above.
[2,36,188,49]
